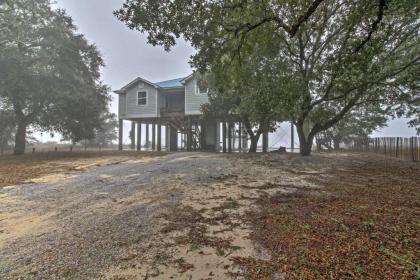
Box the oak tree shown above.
[116,0,419,155]
[0,0,110,154]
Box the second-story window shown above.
[137,91,147,105]
[195,80,208,95]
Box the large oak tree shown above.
[0,0,110,154]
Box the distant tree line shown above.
[0,0,117,154]
[116,0,419,155]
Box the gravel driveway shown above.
[0,152,230,279]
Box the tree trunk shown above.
[296,122,314,156]
[14,120,27,155]
[243,118,262,153]
[333,139,340,150]
[249,136,259,153]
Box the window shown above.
[195,80,208,95]
[137,91,147,105]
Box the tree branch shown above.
[354,0,388,53]
[289,0,326,37]
[229,0,326,38]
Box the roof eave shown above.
[180,73,194,84]
[117,77,160,92]
[159,86,185,90]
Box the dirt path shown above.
[1,152,415,279]
[0,151,163,188]
[1,151,301,279]
[0,153,231,279]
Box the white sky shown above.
[40,0,416,144]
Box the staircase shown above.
[168,117,201,150]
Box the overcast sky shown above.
[48,0,416,143]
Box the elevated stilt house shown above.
[114,74,272,152]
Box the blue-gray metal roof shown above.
[155,77,185,88]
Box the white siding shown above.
[185,77,209,115]
[124,82,158,118]
[118,94,126,119]
[157,90,165,116]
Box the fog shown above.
[35,0,416,145]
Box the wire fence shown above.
[0,144,121,155]
[0,143,173,155]
[349,137,420,162]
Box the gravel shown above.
[0,152,229,280]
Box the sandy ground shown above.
[0,152,413,279]
[0,151,163,188]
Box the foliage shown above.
[86,113,118,147]
[316,107,388,149]
[116,0,420,155]
[200,33,287,152]
[0,0,111,154]
[406,97,420,135]
[0,104,16,150]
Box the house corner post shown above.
[152,123,156,150]
[215,120,219,152]
[187,116,192,151]
[222,121,227,153]
[118,119,123,151]
[145,124,150,149]
[227,121,232,153]
[136,122,142,151]
[200,119,206,150]
[130,121,136,150]
[157,121,162,152]
[169,125,178,151]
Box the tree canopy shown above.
[0,0,111,154]
[316,106,388,150]
[0,105,16,151]
[116,0,419,155]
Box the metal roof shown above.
[155,77,185,88]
